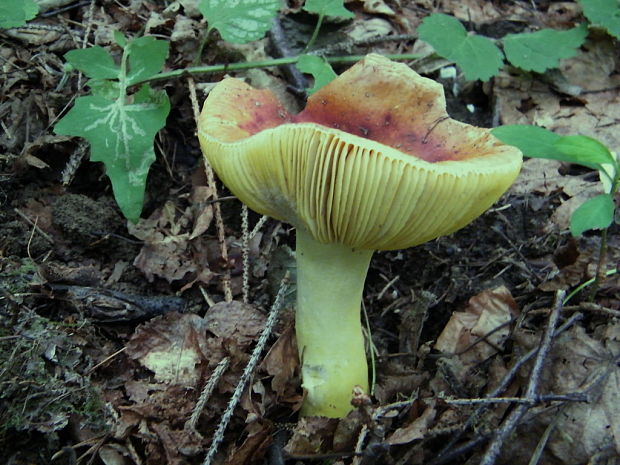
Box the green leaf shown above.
[296,54,337,95]
[503,25,588,73]
[491,125,563,158]
[303,0,355,19]
[0,0,39,29]
[554,135,615,168]
[64,47,120,80]
[418,13,504,81]
[199,0,281,44]
[113,30,128,48]
[86,79,121,100]
[579,0,620,39]
[54,86,170,222]
[570,193,615,236]
[126,36,169,85]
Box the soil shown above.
[1,1,620,465]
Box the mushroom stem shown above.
[295,227,373,417]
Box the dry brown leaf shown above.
[225,420,274,465]
[510,159,592,196]
[126,312,209,385]
[189,185,214,240]
[284,416,339,455]
[362,0,395,16]
[386,402,436,446]
[261,325,300,402]
[506,324,620,464]
[129,202,196,283]
[495,36,620,152]
[435,286,519,368]
[539,235,620,292]
[204,301,267,348]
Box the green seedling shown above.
[54,32,171,223]
[302,0,355,51]
[579,0,620,39]
[492,124,618,299]
[418,13,588,81]
[54,0,425,222]
[0,0,38,29]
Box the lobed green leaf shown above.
[491,125,562,158]
[126,36,170,85]
[579,0,620,39]
[503,25,588,73]
[199,0,281,44]
[570,193,615,236]
[54,87,170,222]
[554,135,615,167]
[418,13,503,81]
[64,47,120,80]
[303,0,355,19]
[0,0,39,29]
[296,54,337,94]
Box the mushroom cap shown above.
[198,54,522,250]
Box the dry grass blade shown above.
[187,76,233,302]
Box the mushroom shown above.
[198,54,522,417]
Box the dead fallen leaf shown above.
[435,286,519,369]
[362,0,395,16]
[261,325,300,403]
[225,420,274,465]
[189,185,214,240]
[505,324,620,464]
[126,312,209,385]
[284,416,338,456]
[129,202,196,283]
[204,301,267,348]
[386,402,436,446]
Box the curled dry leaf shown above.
[386,401,437,446]
[260,325,301,406]
[224,420,274,465]
[189,185,214,240]
[435,285,519,369]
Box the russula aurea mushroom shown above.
[198,54,522,418]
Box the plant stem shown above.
[303,13,324,53]
[295,228,373,417]
[588,227,608,301]
[130,53,423,87]
[194,26,213,66]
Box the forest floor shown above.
[1,1,619,464]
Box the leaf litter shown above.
[1,0,620,464]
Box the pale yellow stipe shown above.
[295,227,372,417]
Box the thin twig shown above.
[201,272,290,465]
[479,290,565,465]
[187,77,232,302]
